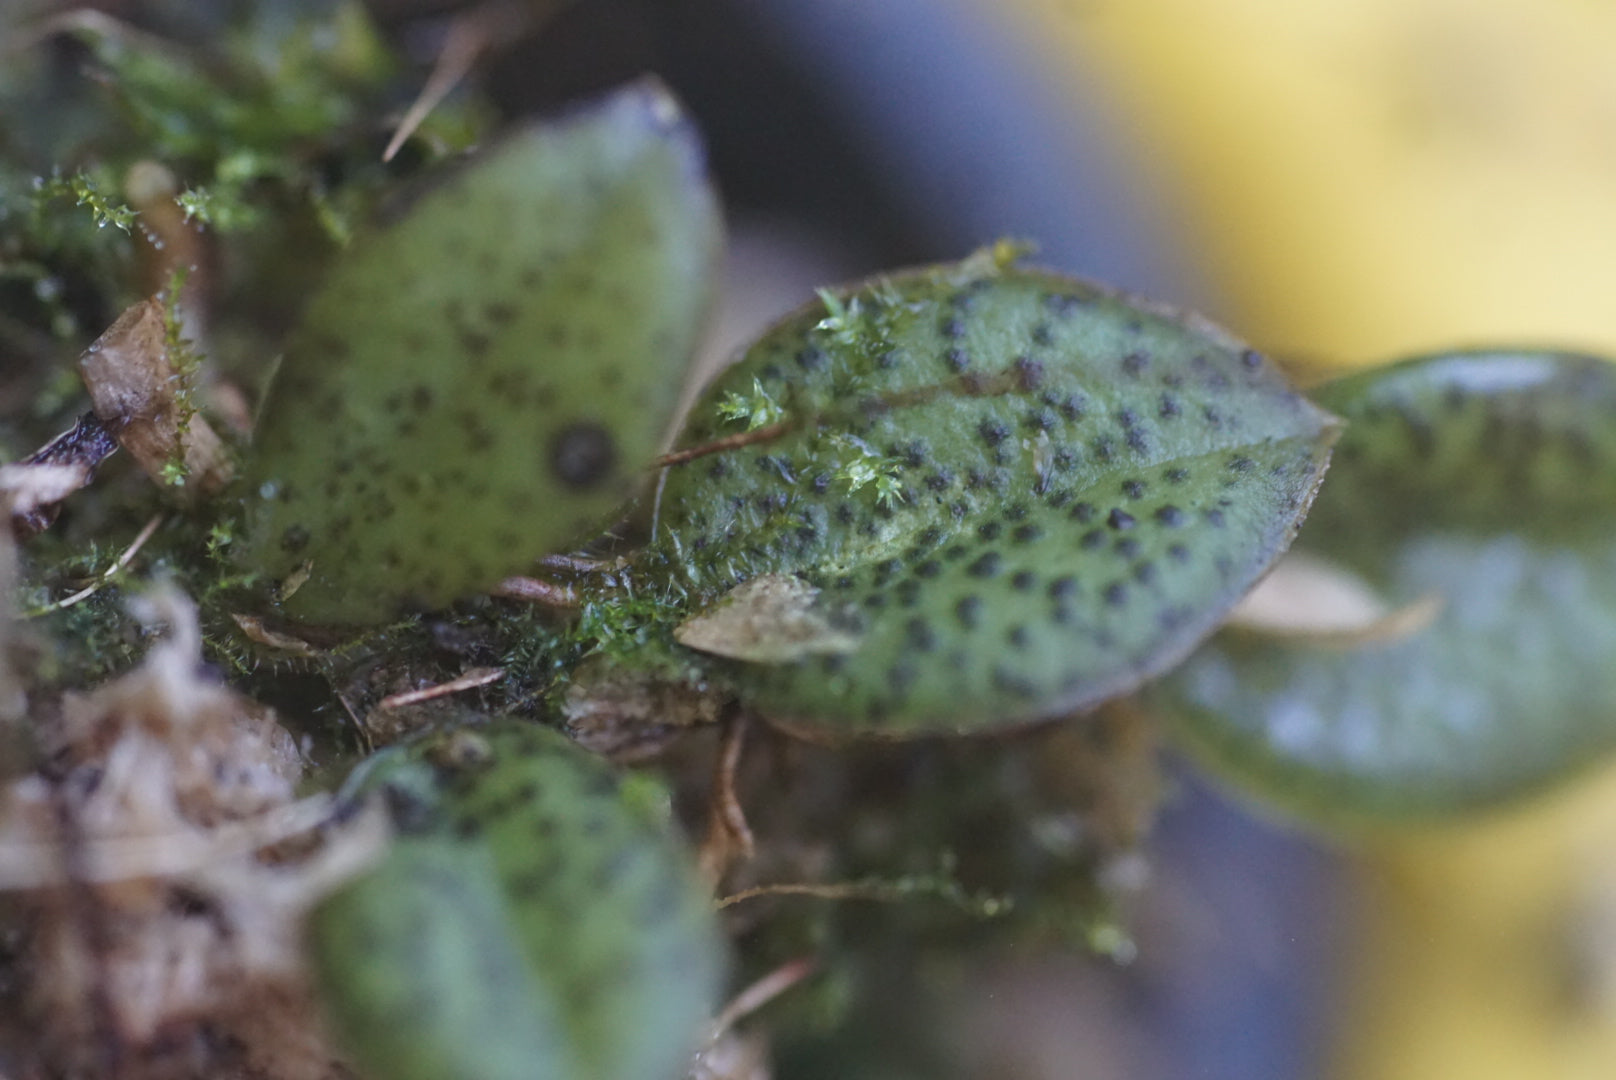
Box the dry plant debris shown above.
[0,590,382,1080]
[77,298,233,502]
[9,416,120,537]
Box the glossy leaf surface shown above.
[1156,351,1616,820]
[242,80,721,623]
[648,255,1337,736]
[309,723,723,1080]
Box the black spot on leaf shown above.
[549,421,617,489]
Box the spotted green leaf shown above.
[1154,351,1616,821]
[644,255,1338,736]
[241,80,721,623]
[309,723,723,1080]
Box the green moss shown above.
[1,0,488,395]
[32,172,139,234]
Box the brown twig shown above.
[383,14,487,162]
[653,367,1035,472]
[651,421,795,469]
[707,955,819,1039]
[383,0,570,162]
[715,880,910,909]
[25,514,164,616]
[334,690,374,756]
[375,667,505,711]
[8,9,171,61]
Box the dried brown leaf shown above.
[675,575,860,663]
[231,614,322,659]
[78,298,232,499]
[1226,551,1444,647]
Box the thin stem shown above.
[707,956,818,1039]
[699,710,754,885]
[715,880,910,909]
[651,420,794,468]
[375,666,505,711]
[382,1,571,161]
[25,513,164,616]
[334,690,374,755]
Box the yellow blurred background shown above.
[995,1,1616,1077]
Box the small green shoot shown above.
[828,434,905,508]
[814,286,864,343]
[33,172,139,233]
[157,266,202,485]
[716,377,786,430]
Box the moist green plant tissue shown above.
[241,80,721,624]
[309,723,723,1080]
[648,252,1340,736]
